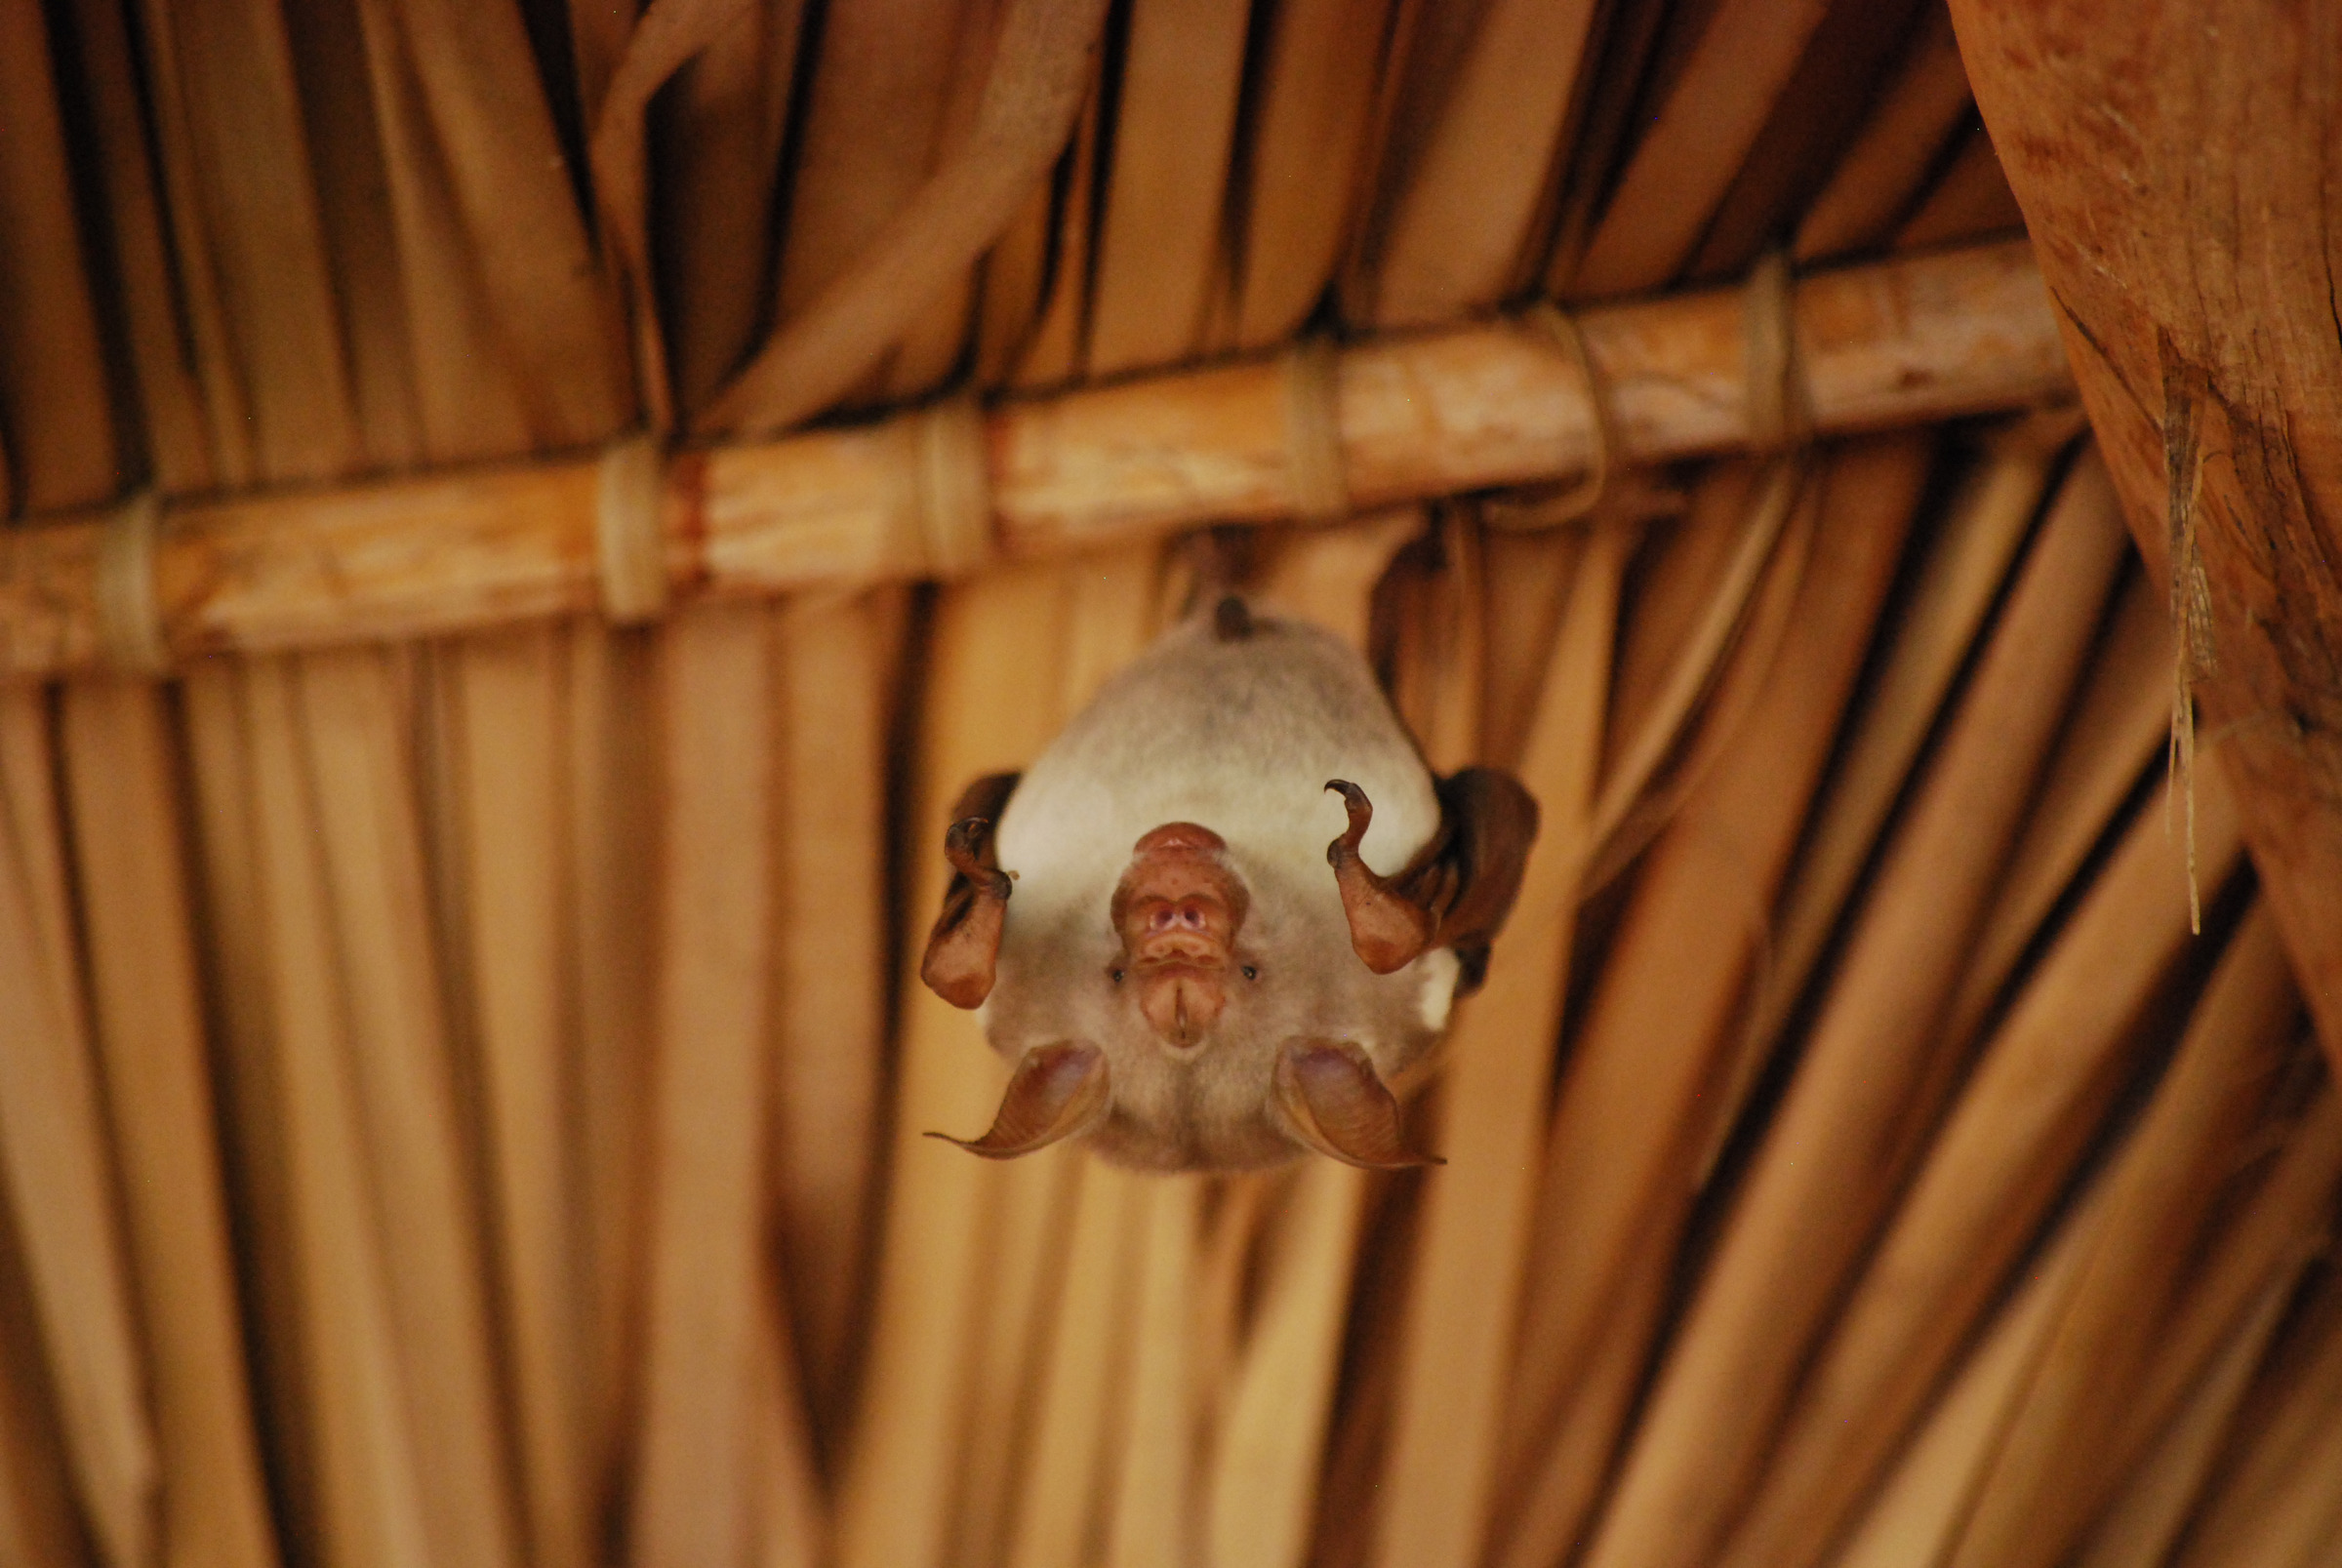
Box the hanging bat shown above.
[919,596,1538,1171]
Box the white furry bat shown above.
[919,596,1538,1171]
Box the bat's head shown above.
[922,812,1458,1172]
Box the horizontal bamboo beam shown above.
[0,238,2067,680]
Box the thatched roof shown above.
[0,3,2336,1568]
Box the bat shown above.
[918,594,1538,1171]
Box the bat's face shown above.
[916,605,1538,1173]
[971,818,1460,1171]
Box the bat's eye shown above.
[1241,965,1260,982]
[1110,967,1126,985]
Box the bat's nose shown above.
[1148,904,1211,933]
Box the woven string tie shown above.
[96,491,169,674]
[912,394,993,578]
[1520,301,1620,527]
[597,433,669,623]
[1743,249,1815,456]
[1283,337,1351,523]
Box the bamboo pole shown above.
[1576,443,2131,1568]
[1488,435,1930,1568]
[59,678,283,1568]
[0,694,157,1568]
[0,239,2065,680]
[1713,762,2246,1568]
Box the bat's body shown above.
[921,598,1536,1172]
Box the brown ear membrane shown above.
[919,772,1021,1009]
[1324,780,1436,973]
[928,1043,1110,1159]
[1272,1040,1442,1169]
[1324,770,1539,993]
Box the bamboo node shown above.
[96,492,169,674]
[597,433,669,623]
[912,394,994,577]
[1744,250,1816,453]
[1283,337,1351,522]
[1514,302,1619,527]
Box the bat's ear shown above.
[928,1043,1110,1158]
[919,772,1022,1009]
[1272,1041,1442,1169]
[1324,770,1538,994]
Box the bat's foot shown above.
[1214,594,1254,642]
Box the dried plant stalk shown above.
[2074,1262,2299,1568]
[1204,1162,1368,1568]
[1569,0,1837,298]
[833,561,1074,1568]
[0,0,120,512]
[631,602,808,1568]
[0,1218,86,1568]
[1750,424,2077,1064]
[133,0,362,484]
[59,678,281,1568]
[1578,445,2129,1568]
[1365,520,1621,1568]
[1828,1175,2109,1568]
[1106,1177,1201,1568]
[1938,567,2171,1054]
[1086,0,1251,376]
[452,626,589,1568]
[0,692,157,1568]
[772,588,905,1425]
[1946,909,2338,1568]
[2175,1268,2342,1568]
[238,654,437,1568]
[1347,0,1601,327]
[1716,763,2246,1568]
[1228,0,1396,350]
[564,618,657,1528]
[1490,436,1930,1568]
[1794,6,1974,262]
[297,647,524,1568]
[1004,1162,1148,1567]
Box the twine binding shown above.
[1283,337,1351,522]
[1519,301,1620,526]
[913,394,994,577]
[96,491,169,674]
[597,433,669,623]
